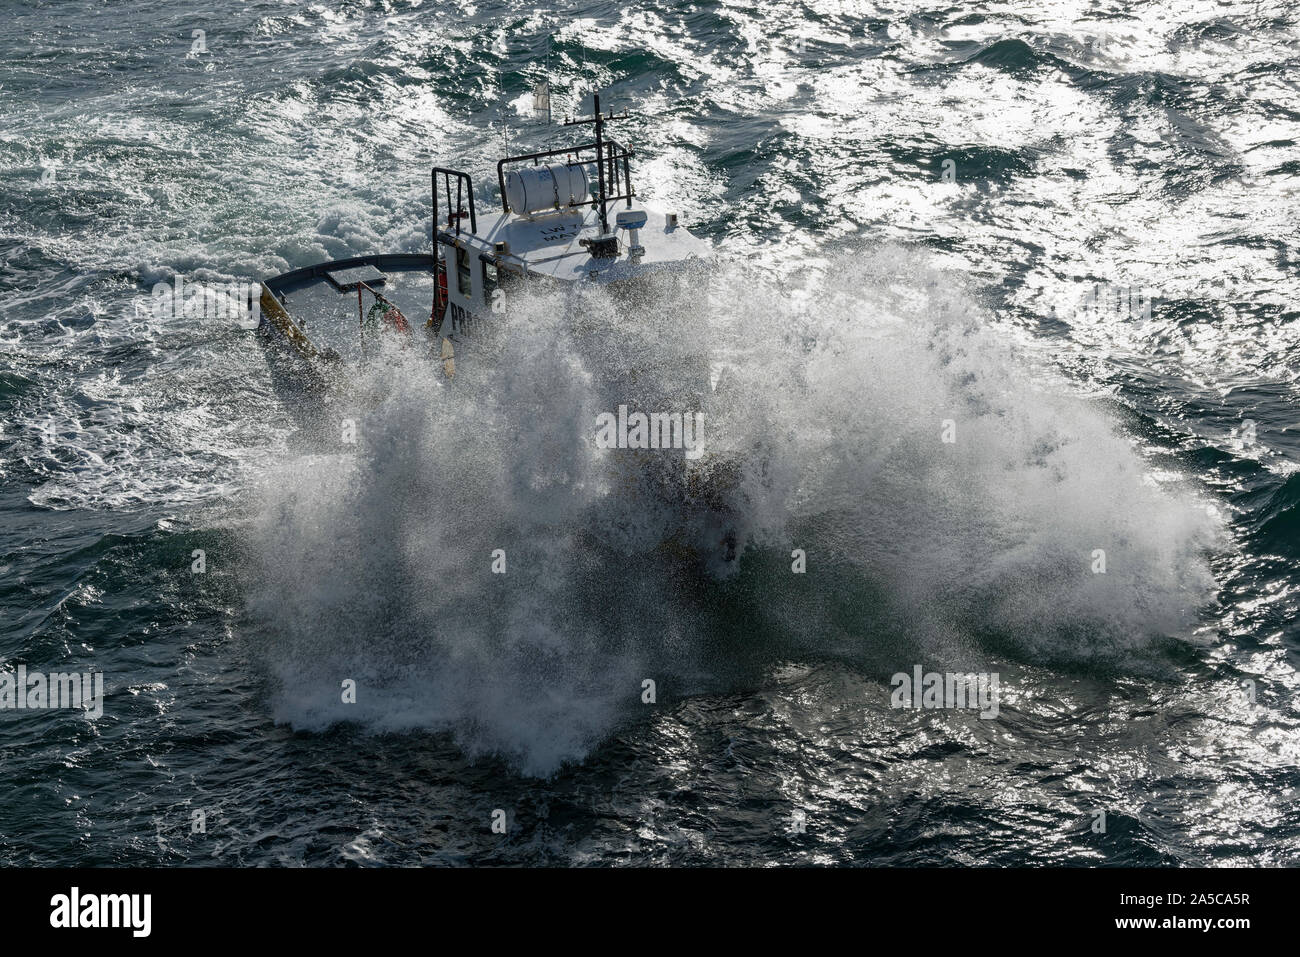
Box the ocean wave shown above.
[243,245,1223,774]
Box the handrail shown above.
[431,167,477,240]
[438,96,637,238]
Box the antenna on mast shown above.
[564,91,629,238]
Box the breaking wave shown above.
[242,246,1222,775]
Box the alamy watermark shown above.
[50,888,150,937]
[1052,282,1154,323]
[134,275,261,329]
[890,666,1000,719]
[1,665,104,718]
[594,405,705,460]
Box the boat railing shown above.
[494,139,634,218]
[431,167,477,240]
[434,95,634,238]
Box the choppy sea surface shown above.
[2,0,1298,865]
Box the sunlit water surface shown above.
[1,0,1298,865]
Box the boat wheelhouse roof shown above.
[432,92,709,283]
[442,204,708,283]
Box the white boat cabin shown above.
[431,94,709,345]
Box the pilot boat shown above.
[254,95,739,570]
[256,93,709,381]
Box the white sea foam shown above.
[244,246,1222,775]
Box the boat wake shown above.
[241,246,1222,776]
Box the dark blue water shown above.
[2,0,1298,865]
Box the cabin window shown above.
[482,260,498,298]
[456,245,472,297]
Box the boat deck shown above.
[469,204,710,282]
[261,253,438,362]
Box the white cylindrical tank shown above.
[504,163,590,215]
